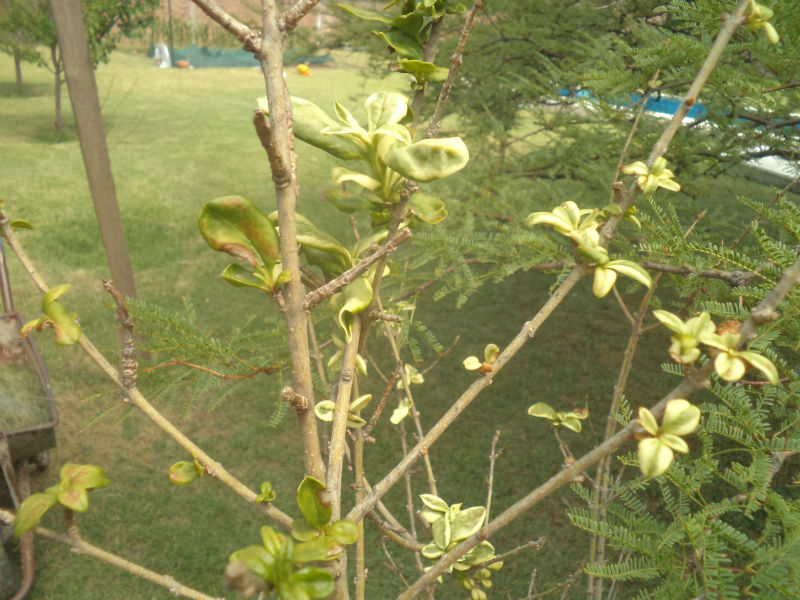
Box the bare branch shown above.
[103,280,138,389]
[189,0,261,53]
[279,0,320,32]
[396,253,800,598]
[426,0,486,139]
[600,0,751,239]
[348,264,590,523]
[0,510,223,600]
[142,359,282,380]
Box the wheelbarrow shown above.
[0,236,59,600]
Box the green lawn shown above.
[0,48,790,600]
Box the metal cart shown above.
[0,236,59,600]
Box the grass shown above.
[0,48,792,600]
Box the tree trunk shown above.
[51,44,63,131]
[13,47,23,94]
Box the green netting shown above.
[148,44,333,68]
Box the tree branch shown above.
[189,0,261,53]
[426,0,486,139]
[0,212,294,531]
[347,264,590,523]
[279,0,320,32]
[303,228,412,310]
[396,253,800,598]
[0,510,223,600]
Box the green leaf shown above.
[714,352,746,382]
[9,219,33,231]
[297,476,332,530]
[408,194,448,224]
[327,520,359,545]
[398,59,449,83]
[608,260,652,289]
[296,219,353,275]
[365,91,408,132]
[57,486,89,513]
[384,138,469,182]
[291,518,318,542]
[290,567,335,599]
[258,96,366,160]
[37,284,81,345]
[390,12,424,40]
[461,541,495,566]
[659,433,689,454]
[421,542,444,559]
[261,525,287,556]
[373,30,423,60]
[463,356,482,370]
[349,394,372,412]
[740,351,779,384]
[314,400,336,422]
[592,266,617,298]
[352,229,389,259]
[292,535,342,562]
[660,399,701,436]
[637,407,659,436]
[450,506,485,541]
[220,264,272,291]
[256,481,276,504]
[326,189,380,214]
[560,414,582,432]
[333,277,373,341]
[637,437,674,478]
[528,402,557,421]
[199,196,279,268]
[332,167,382,192]
[334,2,392,24]
[231,545,276,583]
[13,492,57,537]
[483,344,499,363]
[168,461,202,485]
[432,514,451,549]
[419,494,449,513]
[60,464,110,490]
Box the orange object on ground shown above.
[297,64,311,76]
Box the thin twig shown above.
[189,0,261,53]
[421,335,460,377]
[395,253,800,599]
[365,511,424,551]
[600,0,751,240]
[347,264,590,524]
[303,228,412,310]
[142,359,281,380]
[0,510,223,600]
[103,280,138,389]
[427,0,486,139]
[278,0,320,31]
[472,537,545,572]
[485,430,501,526]
[2,211,294,531]
[610,84,654,203]
[363,366,399,438]
[399,423,427,575]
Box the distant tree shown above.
[0,0,158,130]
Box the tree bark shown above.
[50,44,62,131]
[13,47,23,93]
[48,0,138,299]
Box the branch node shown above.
[281,386,309,411]
[103,280,137,390]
